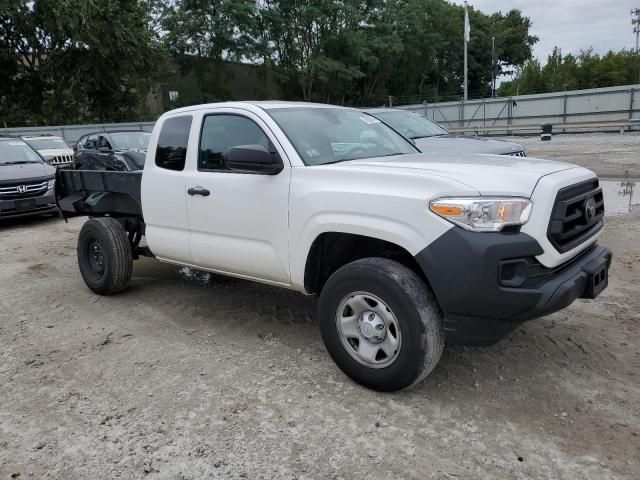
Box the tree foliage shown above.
[250,0,538,104]
[2,0,540,126]
[498,48,640,96]
[1,0,164,126]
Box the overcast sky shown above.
[462,0,639,61]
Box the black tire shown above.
[319,258,444,392]
[77,217,133,295]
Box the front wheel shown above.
[77,217,133,295]
[319,258,444,392]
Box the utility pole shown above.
[463,2,470,101]
[633,8,640,83]
[633,8,640,52]
[491,36,497,98]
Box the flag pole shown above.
[463,1,469,101]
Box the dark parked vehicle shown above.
[367,108,527,157]
[0,136,57,219]
[74,130,151,171]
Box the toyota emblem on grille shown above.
[584,197,596,222]
[17,185,27,193]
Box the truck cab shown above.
[56,101,611,392]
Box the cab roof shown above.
[163,100,358,117]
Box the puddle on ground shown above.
[600,180,640,216]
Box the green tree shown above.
[161,0,257,101]
[383,1,537,102]
[499,47,640,96]
[1,0,163,126]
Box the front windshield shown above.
[372,111,449,139]
[23,137,70,150]
[267,108,418,166]
[110,132,151,150]
[0,141,43,165]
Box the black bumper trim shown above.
[415,228,612,346]
[0,191,57,219]
[0,205,58,219]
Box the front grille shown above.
[547,179,604,253]
[0,181,49,199]
[507,151,527,157]
[52,155,74,165]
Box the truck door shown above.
[185,110,291,285]
[141,115,194,263]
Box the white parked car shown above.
[20,134,74,167]
[56,101,611,391]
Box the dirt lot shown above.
[510,132,640,179]
[1,138,640,479]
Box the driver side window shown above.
[98,135,112,150]
[199,114,271,171]
[84,134,98,150]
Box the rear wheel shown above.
[77,217,132,295]
[319,258,444,391]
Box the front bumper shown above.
[415,228,612,346]
[0,191,57,218]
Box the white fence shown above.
[400,84,640,134]
[0,122,155,144]
[3,84,640,140]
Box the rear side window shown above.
[155,116,192,171]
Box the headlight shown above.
[429,197,532,232]
[47,179,55,190]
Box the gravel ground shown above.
[1,146,640,479]
[507,132,640,178]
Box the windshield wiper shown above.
[410,135,434,140]
[320,158,353,165]
[319,152,406,166]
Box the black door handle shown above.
[187,187,211,197]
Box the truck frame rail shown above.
[55,169,143,218]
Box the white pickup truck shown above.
[56,101,611,391]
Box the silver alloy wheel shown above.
[335,291,402,369]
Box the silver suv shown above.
[20,135,74,167]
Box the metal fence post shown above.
[562,94,568,133]
[483,100,486,135]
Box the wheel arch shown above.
[302,231,431,295]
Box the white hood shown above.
[335,152,585,197]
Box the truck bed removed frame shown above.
[56,170,143,218]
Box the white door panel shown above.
[185,109,291,284]
[188,173,290,282]
[141,115,194,262]
[142,166,189,260]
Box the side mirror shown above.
[98,146,111,153]
[224,145,283,175]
